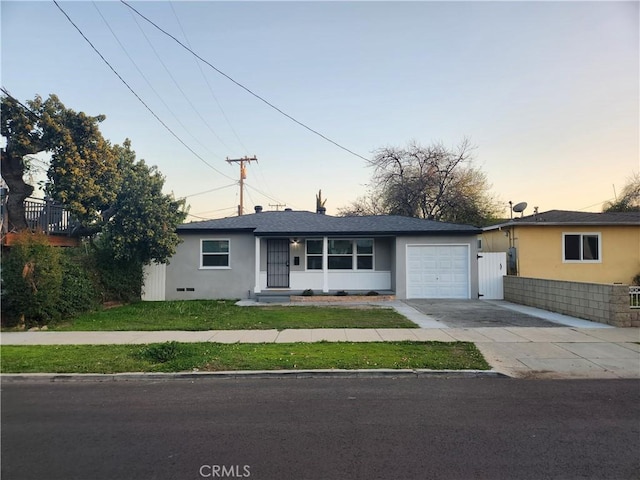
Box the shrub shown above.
[92,244,143,303]
[366,290,380,296]
[633,274,640,286]
[57,248,100,318]
[1,232,63,328]
[140,341,182,363]
[301,289,314,296]
[1,233,147,328]
[336,290,348,296]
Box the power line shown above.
[187,205,238,219]
[0,88,41,121]
[170,3,281,204]
[577,198,614,211]
[126,5,226,157]
[244,182,300,210]
[168,2,249,155]
[52,0,235,183]
[92,2,223,161]
[120,0,370,163]
[253,160,280,207]
[181,183,237,199]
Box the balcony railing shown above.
[0,194,75,237]
[25,197,75,235]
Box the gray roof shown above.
[484,210,640,230]
[178,210,482,236]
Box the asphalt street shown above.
[2,377,638,480]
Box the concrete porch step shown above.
[256,295,292,303]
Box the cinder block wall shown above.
[503,276,639,328]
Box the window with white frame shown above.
[356,239,374,269]
[563,233,600,262]
[328,239,353,269]
[201,239,230,268]
[305,238,375,270]
[306,238,373,270]
[306,239,323,270]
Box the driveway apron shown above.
[403,300,565,328]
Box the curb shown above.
[0,369,507,382]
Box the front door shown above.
[267,239,290,288]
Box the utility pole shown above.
[226,156,257,215]
[269,203,286,211]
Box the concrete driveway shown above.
[404,299,571,328]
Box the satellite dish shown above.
[512,202,528,213]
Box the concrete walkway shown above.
[1,301,638,379]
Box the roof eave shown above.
[185,229,482,236]
[484,221,639,230]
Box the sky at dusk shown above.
[2,1,638,221]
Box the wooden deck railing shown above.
[23,197,74,235]
[1,193,78,243]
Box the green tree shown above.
[1,92,45,230]
[603,173,640,212]
[339,139,501,226]
[100,140,187,265]
[1,92,187,265]
[1,91,119,232]
[41,96,120,230]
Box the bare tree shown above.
[339,139,501,226]
[337,190,386,216]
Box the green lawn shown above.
[0,341,489,373]
[50,300,416,331]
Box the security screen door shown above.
[267,239,290,288]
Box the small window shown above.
[306,239,323,270]
[356,239,373,270]
[201,239,230,268]
[563,233,600,262]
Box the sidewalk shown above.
[2,326,639,379]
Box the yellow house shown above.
[481,210,640,285]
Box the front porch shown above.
[253,236,395,296]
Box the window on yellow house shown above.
[563,233,600,262]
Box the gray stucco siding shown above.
[165,232,255,300]
[374,237,393,271]
[161,230,478,300]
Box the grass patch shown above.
[47,300,415,331]
[0,341,489,373]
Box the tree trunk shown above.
[1,149,34,231]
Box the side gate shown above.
[142,263,166,301]
[478,252,506,300]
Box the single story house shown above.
[481,210,640,284]
[143,207,482,301]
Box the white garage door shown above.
[407,245,470,299]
